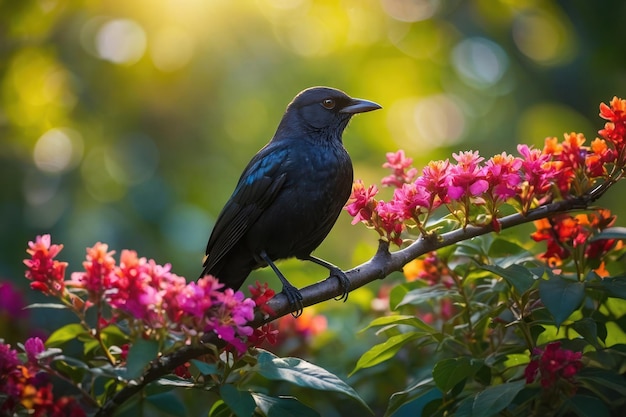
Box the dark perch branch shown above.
[95,193,596,416]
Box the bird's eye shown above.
[321,98,336,109]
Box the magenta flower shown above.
[517,144,559,194]
[446,150,489,201]
[175,275,223,323]
[0,281,27,319]
[484,152,523,200]
[24,337,45,364]
[206,288,256,353]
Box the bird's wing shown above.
[203,145,288,271]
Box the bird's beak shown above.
[339,98,382,114]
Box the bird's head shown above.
[275,87,381,141]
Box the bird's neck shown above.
[273,118,348,146]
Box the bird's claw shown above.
[282,284,304,318]
[329,267,350,303]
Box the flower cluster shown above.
[0,338,85,417]
[524,341,583,391]
[23,235,67,296]
[531,209,618,269]
[345,97,626,245]
[24,235,267,354]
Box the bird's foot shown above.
[282,283,304,318]
[329,267,350,303]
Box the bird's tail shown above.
[199,259,254,291]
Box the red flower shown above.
[524,341,583,391]
[598,96,626,155]
[249,281,276,316]
[69,242,116,301]
[345,180,379,225]
[24,235,67,296]
[532,210,617,266]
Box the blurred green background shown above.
[1,0,626,411]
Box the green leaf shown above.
[577,368,626,396]
[24,303,68,310]
[191,359,219,376]
[590,226,626,241]
[153,376,195,389]
[487,238,528,259]
[470,380,525,417]
[52,358,88,384]
[351,332,422,376]
[46,323,87,348]
[252,392,320,417]
[599,276,626,299]
[539,274,585,327]
[385,378,438,417]
[572,318,599,348]
[256,350,371,413]
[396,287,450,308]
[209,400,231,417]
[480,264,536,294]
[564,395,610,417]
[146,392,187,417]
[389,281,427,310]
[125,338,159,379]
[100,325,129,346]
[220,385,256,417]
[432,357,483,392]
[360,315,437,334]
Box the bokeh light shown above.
[512,8,576,66]
[381,0,438,22]
[451,37,509,89]
[95,19,147,65]
[33,128,84,174]
[150,26,196,72]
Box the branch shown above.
[95,193,596,416]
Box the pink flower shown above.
[374,200,404,245]
[345,180,379,225]
[415,159,451,208]
[484,152,522,200]
[390,182,432,220]
[23,235,67,296]
[175,275,222,322]
[206,288,256,353]
[446,150,489,201]
[107,250,185,327]
[382,150,418,187]
[517,144,558,193]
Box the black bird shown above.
[201,86,381,314]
